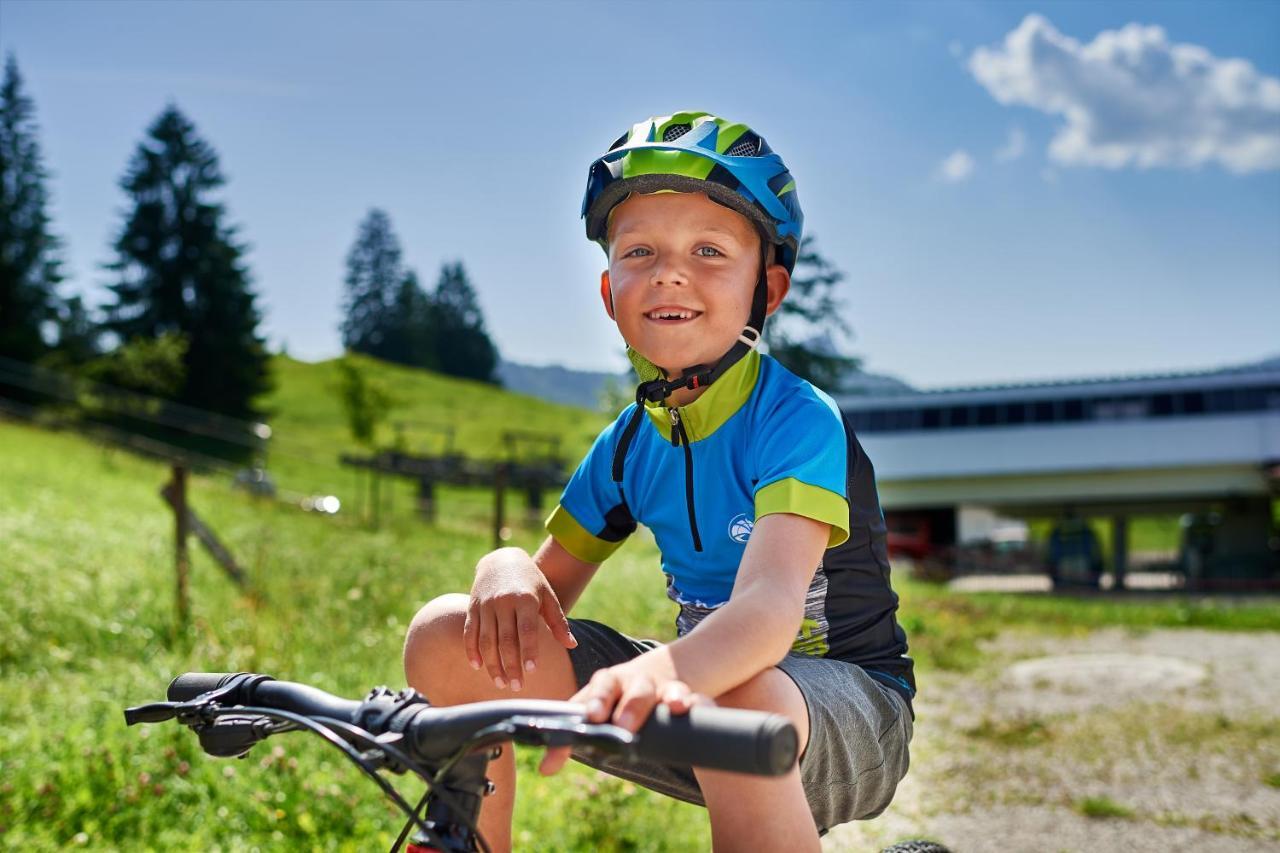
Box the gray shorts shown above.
[565,618,913,832]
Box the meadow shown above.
[3,359,1277,850]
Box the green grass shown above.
[1076,796,1135,819]
[898,577,1280,675]
[0,419,696,849]
[4,355,1280,848]
[263,354,609,499]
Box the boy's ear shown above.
[764,263,791,318]
[600,270,617,320]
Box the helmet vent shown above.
[725,134,760,157]
[662,123,692,142]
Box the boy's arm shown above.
[531,534,600,615]
[463,536,599,688]
[638,511,828,699]
[538,512,828,775]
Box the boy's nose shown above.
[650,259,688,287]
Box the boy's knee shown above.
[403,593,470,696]
[716,667,809,756]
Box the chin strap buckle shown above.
[738,326,762,348]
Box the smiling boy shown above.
[404,112,914,851]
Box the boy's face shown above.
[601,191,789,379]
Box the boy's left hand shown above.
[538,655,710,776]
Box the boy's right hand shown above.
[464,547,578,691]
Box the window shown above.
[977,404,999,426]
[1032,401,1056,423]
[1206,390,1236,414]
[1093,398,1148,420]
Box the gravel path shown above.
[824,628,1280,852]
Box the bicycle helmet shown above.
[581,111,804,398]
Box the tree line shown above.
[0,53,499,430]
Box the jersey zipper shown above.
[669,407,703,552]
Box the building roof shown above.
[837,354,1280,409]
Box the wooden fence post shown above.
[493,463,508,548]
[171,464,190,628]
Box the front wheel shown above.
[880,841,952,853]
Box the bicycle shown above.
[125,671,799,852]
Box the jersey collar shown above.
[640,349,761,442]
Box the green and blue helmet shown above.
[581,111,803,273]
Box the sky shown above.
[3,0,1278,389]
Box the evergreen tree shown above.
[101,104,270,419]
[432,261,498,384]
[765,235,860,391]
[384,270,437,370]
[341,209,404,360]
[0,54,64,363]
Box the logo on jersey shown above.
[728,513,754,544]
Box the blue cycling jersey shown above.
[546,350,915,702]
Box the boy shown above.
[404,111,914,851]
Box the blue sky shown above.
[4,0,1278,389]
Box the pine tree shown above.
[0,54,64,363]
[432,261,498,384]
[102,104,270,419]
[341,209,404,360]
[384,270,437,370]
[765,235,860,391]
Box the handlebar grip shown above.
[168,672,242,702]
[634,704,798,776]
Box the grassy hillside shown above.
[262,354,610,501]
[0,418,699,850]
[3,357,1278,849]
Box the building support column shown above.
[1111,515,1128,592]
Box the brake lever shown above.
[125,677,254,728]
[502,715,635,750]
[124,702,181,725]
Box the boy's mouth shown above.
[643,306,703,324]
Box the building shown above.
[840,355,1280,589]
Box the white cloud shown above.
[938,149,976,182]
[968,14,1280,173]
[995,126,1026,162]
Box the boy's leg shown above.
[403,593,580,853]
[693,667,821,853]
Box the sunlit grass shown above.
[3,412,1277,848]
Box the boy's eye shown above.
[696,246,723,257]
[622,247,652,258]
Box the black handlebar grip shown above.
[633,704,798,776]
[168,672,243,702]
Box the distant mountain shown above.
[498,356,915,409]
[836,370,916,396]
[497,359,625,410]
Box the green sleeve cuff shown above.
[545,504,624,564]
[754,478,850,548]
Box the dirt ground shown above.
[824,628,1280,852]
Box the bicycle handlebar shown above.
[163,672,798,777]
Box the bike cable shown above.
[213,706,452,851]
[313,716,491,853]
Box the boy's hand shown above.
[538,655,710,776]
[464,547,578,691]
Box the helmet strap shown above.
[612,242,770,484]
